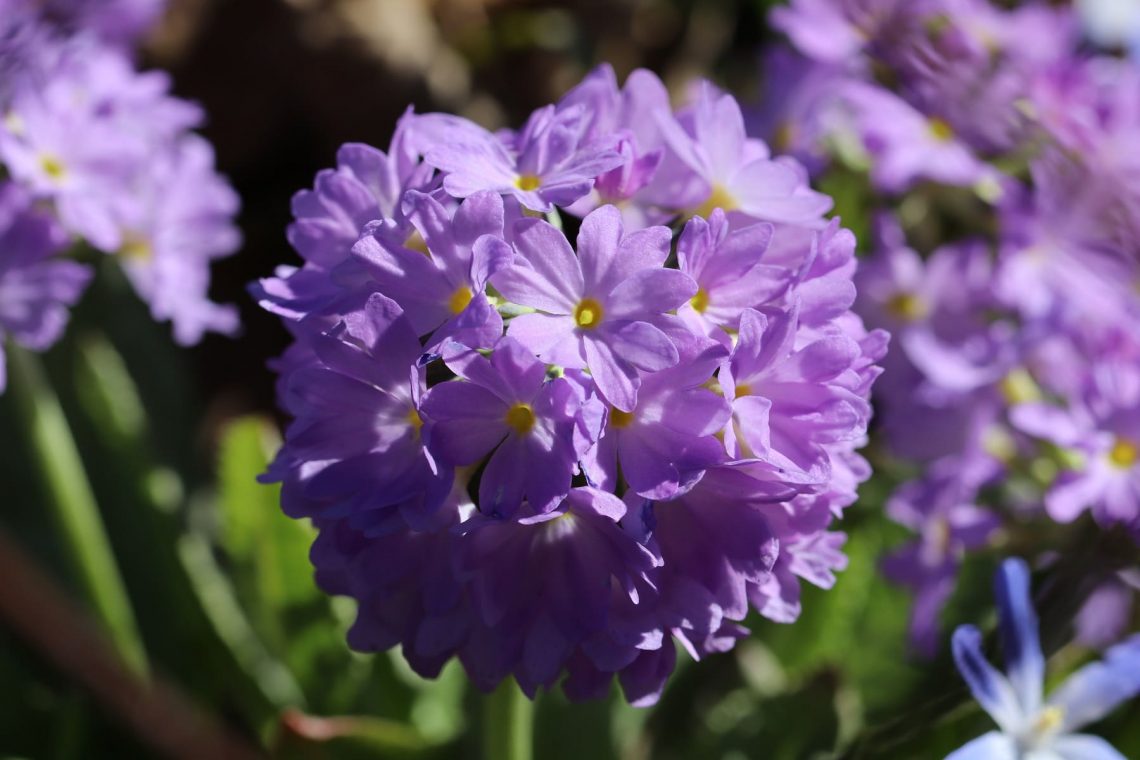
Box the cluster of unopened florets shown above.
[0,0,239,390]
[762,0,1140,655]
[255,66,885,704]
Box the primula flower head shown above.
[256,66,884,704]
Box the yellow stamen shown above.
[694,183,738,220]
[573,298,604,330]
[609,408,635,429]
[119,236,152,262]
[928,117,955,142]
[999,368,1040,406]
[404,230,430,257]
[447,286,473,315]
[734,383,752,398]
[886,292,928,322]
[773,122,795,152]
[505,403,536,435]
[40,154,66,181]
[515,174,542,192]
[1109,438,1138,469]
[1032,706,1064,737]
[406,407,424,436]
[690,288,710,314]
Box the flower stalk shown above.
[483,680,534,760]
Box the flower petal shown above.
[1047,634,1140,733]
[995,558,1045,715]
[944,731,1018,760]
[951,625,1024,733]
[1048,734,1129,760]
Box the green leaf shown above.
[216,417,321,643]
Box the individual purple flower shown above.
[881,464,1001,656]
[420,338,601,517]
[949,558,1140,760]
[751,46,849,176]
[264,293,452,534]
[454,487,663,698]
[675,210,785,337]
[352,190,512,352]
[721,305,869,484]
[254,116,437,322]
[770,0,907,65]
[837,82,993,194]
[1076,571,1140,650]
[311,507,470,679]
[113,134,240,344]
[582,338,730,499]
[0,181,90,391]
[649,467,785,653]
[422,105,624,213]
[492,205,696,412]
[1011,361,1140,528]
[555,64,674,228]
[656,81,832,225]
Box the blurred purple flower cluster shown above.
[255,66,886,704]
[763,0,1140,655]
[0,0,239,388]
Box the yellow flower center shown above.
[1109,438,1139,469]
[119,236,152,262]
[505,403,536,435]
[515,174,542,192]
[39,154,66,181]
[928,118,955,142]
[609,408,635,429]
[404,229,430,257]
[694,183,739,220]
[1031,706,1064,738]
[574,298,604,330]
[448,286,474,315]
[999,368,1040,406]
[734,382,752,398]
[406,407,423,436]
[690,288,710,314]
[886,292,928,321]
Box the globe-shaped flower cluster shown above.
[255,65,886,705]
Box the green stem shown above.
[7,344,148,674]
[483,680,534,760]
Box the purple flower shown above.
[656,81,832,225]
[492,205,696,411]
[881,465,1001,656]
[254,66,886,704]
[421,338,601,517]
[837,82,993,193]
[454,487,662,697]
[950,558,1140,760]
[352,190,512,352]
[721,305,868,484]
[255,116,437,322]
[264,293,452,534]
[1011,361,1140,528]
[582,338,730,499]
[675,210,785,336]
[114,134,240,344]
[770,0,907,64]
[0,181,90,391]
[1076,572,1140,650]
[422,105,624,213]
